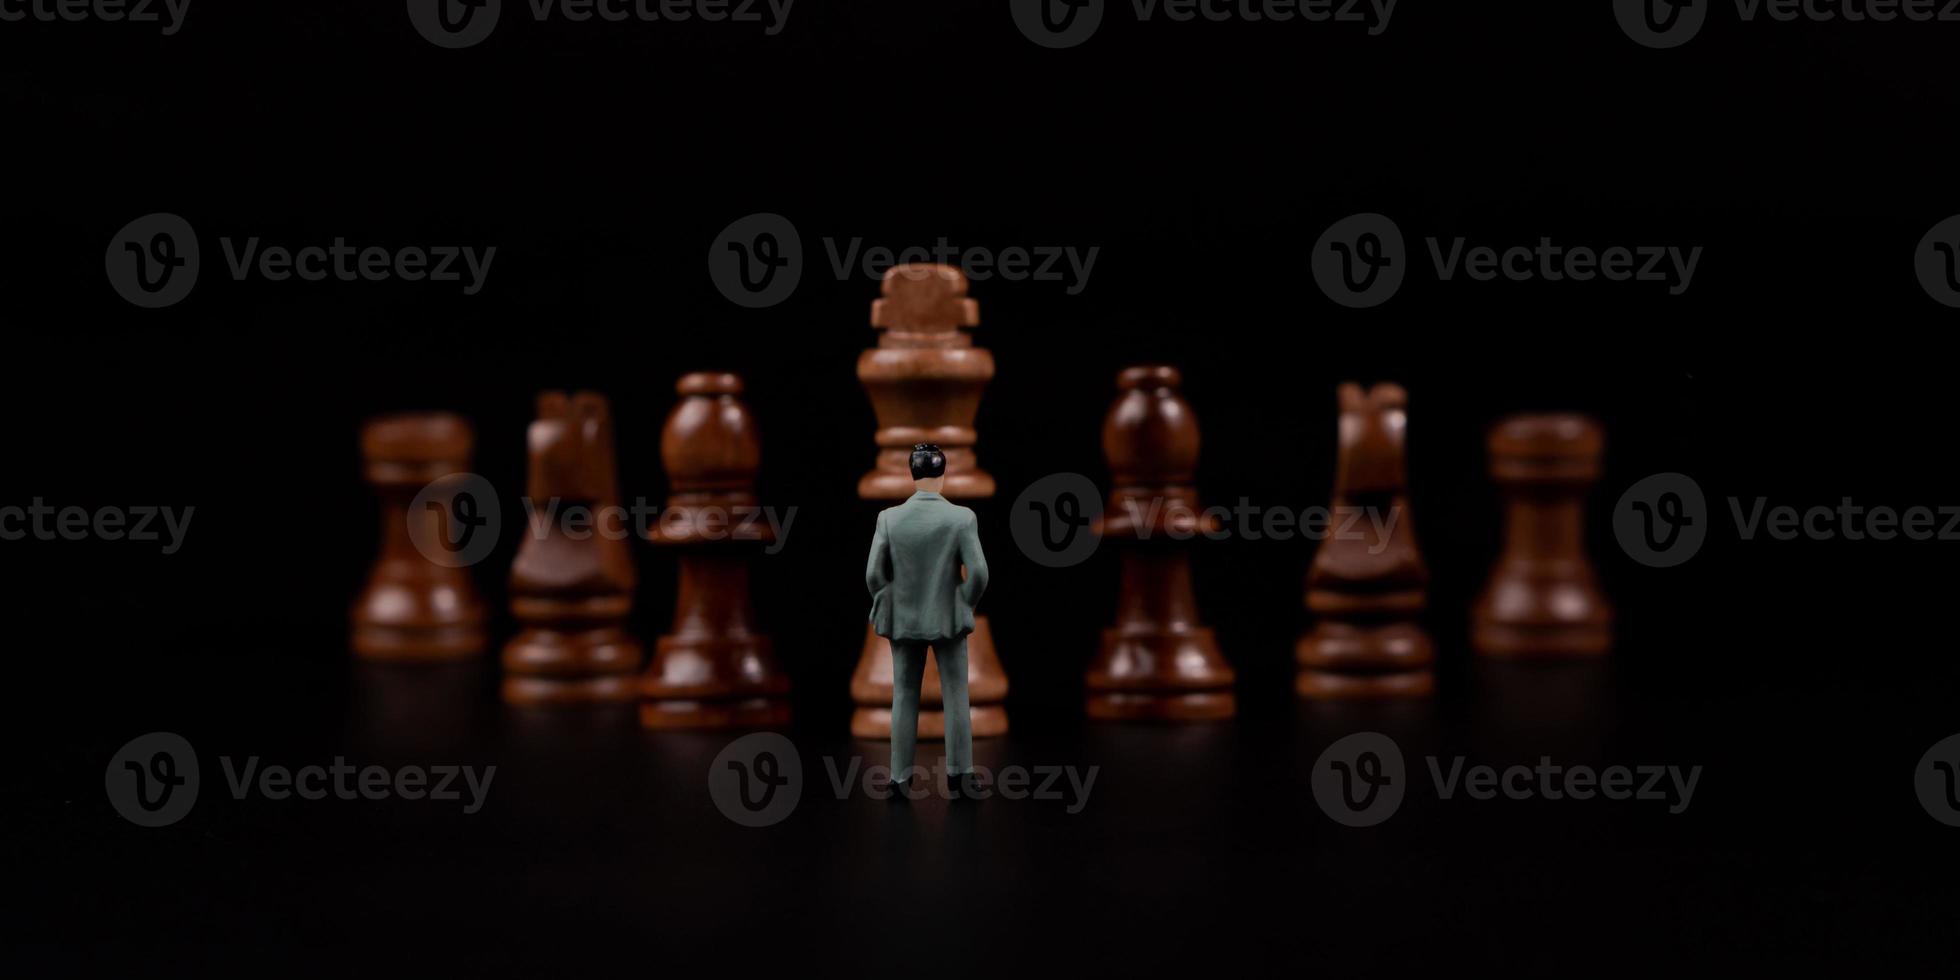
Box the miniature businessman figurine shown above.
[866,443,990,796]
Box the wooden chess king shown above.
[848,264,1009,739]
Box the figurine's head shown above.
[910,443,947,493]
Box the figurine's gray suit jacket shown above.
[866,491,988,641]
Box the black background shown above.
[7,2,1958,974]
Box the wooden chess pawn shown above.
[1472,414,1612,658]
[1088,366,1236,721]
[1296,383,1436,699]
[352,413,488,660]
[849,264,1009,739]
[502,391,642,705]
[640,373,792,729]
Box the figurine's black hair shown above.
[910,443,947,480]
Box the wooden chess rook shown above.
[1296,383,1436,699]
[1088,366,1235,721]
[640,373,792,729]
[1472,414,1612,658]
[849,264,1009,739]
[503,391,643,705]
[352,413,488,660]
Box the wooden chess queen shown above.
[848,264,1009,739]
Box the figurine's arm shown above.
[957,510,988,609]
[866,511,891,596]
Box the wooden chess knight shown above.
[1087,366,1235,721]
[849,264,1009,739]
[1296,383,1436,699]
[352,412,488,660]
[1472,414,1613,658]
[639,373,792,729]
[502,391,643,705]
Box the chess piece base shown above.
[1472,620,1612,659]
[641,697,792,730]
[352,623,485,661]
[502,628,642,676]
[1087,690,1236,722]
[501,673,641,706]
[849,617,1008,739]
[1296,621,1435,699]
[1087,627,1235,721]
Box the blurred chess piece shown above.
[503,391,642,705]
[352,412,488,660]
[1088,366,1235,721]
[640,373,791,729]
[849,264,1008,739]
[1472,414,1612,658]
[1296,383,1435,699]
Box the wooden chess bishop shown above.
[502,391,643,705]
[1296,383,1436,699]
[640,373,792,729]
[352,413,488,660]
[848,264,1009,739]
[1087,366,1235,721]
[1472,414,1613,658]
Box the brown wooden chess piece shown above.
[848,264,1009,739]
[640,373,792,729]
[1296,383,1436,699]
[1088,366,1236,721]
[502,391,642,705]
[352,413,488,660]
[1472,414,1612,658]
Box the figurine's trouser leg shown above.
[890,639,927,779]
[934,636,972,776]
